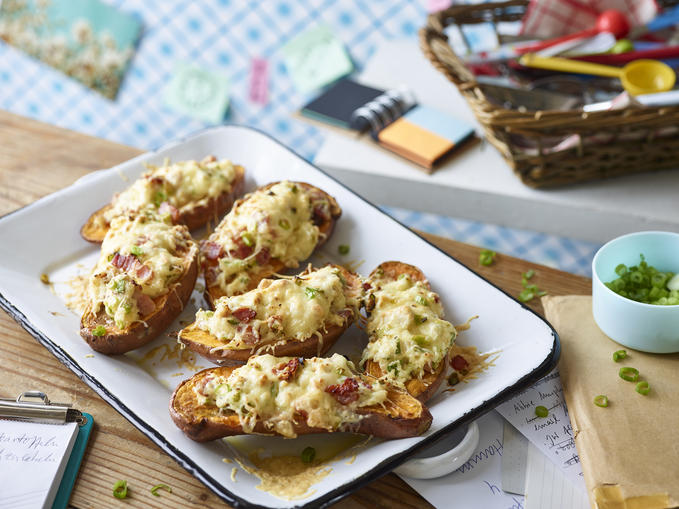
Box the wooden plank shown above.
[0,111,590,508]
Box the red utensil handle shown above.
[515,28,598,54]
[573,46,679,65]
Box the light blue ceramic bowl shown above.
[592,231,679,353]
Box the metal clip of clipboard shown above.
[0,391,86,425]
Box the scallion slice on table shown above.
[612,349,627,362]
[479,249,496,266]
[635,381,651,395]
[150,483,172,496]
[593,395,609,407]
[535,405,548,418]
[619,367,639,382]
[112,480,128,499]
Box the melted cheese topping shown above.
[198,354,387,438]
[87,215,196,329]
[195,266,359,351]
[360,275,456,386]
[103,156,238,223]
[209,181,327,295]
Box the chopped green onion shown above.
[150,483,171,497]
[412,335,428,347]
[612,350,627,362]
[112,278,126,294]
[605,254,677,305]
[635,381,650,395]
[395,339,401,355]
[241,232,255,247]
[228,318,239,325]
[92,325,107,337]
[593,395,609,407]
[524,269,535,280]
[535,405,548,418]
[447,372,460,386]
[130,245,143,257]
[153,190,167,206]
[112,480,128,499]
[414,295,428,306]
[291,184,298,194]
[338,244,350,255]
[270,382,279,397]
[387,361,400,374]
[619,367,639,382]
[305,287,320,299]
[414,314,427,324]
[278,219,291,230]
[518,289,535,302]
[479,249,496,266]
[301,446,315,463]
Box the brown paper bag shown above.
[543,295,679,509]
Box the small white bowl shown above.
[592,231,679,353]
[394,421,479,479]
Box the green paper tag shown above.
[282,25,353,93]
[164,62,230,123]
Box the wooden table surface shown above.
[0,110,590,509]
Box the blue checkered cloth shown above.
[0,0,599,276]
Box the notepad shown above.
[0,413,93,509]
[300,78,476,171]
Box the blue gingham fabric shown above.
[0,0,599,276]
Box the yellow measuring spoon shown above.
[520,53,676,95]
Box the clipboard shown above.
[0,391,94,509]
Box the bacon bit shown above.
[229,236,253,259]
[201,241,224,261]
[273,358,301,381]
[111,252,136,271]
[255,247,271,266]
[451,355,469,371]
[134,288,156,316]
[238,325,259,344]
[337,308,353,322]
[149,176,165,185]
[362,282,372,291]
[312,204,329,226]
[136,264,153,282]
[159,201,180,222]
[325,378,360,405]
[233,307,256,323]
[434,295,440,303]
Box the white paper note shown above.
[0,419,78,509]
[525,443,590,509]
[495,370,586,489]
[402,410,525,509]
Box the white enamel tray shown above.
[0,126,559,508]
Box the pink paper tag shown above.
[249,58,268,105]
[427,0,451,13]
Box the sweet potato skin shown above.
[169,366,432,442]
[80,165,245,243]
[180,265,360,365]
[363,261,451,403]
[201,181,341,308]
[80,244,199,355]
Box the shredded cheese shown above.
[197,354,387,438]
[207,181,331,295]
[102,156,239,224]
[87,215,196,329]
[360,274,456,386]
[195,266,359,350]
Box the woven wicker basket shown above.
[420,0,679,188]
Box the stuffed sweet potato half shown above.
[170,353,432,442]
[81,156,245,243]
[80,214,198,354]
[361,261,457,403]
[200,181,341,307]
[179,265,363,365]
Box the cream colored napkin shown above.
[543,295,679,509]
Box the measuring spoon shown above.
[519,54,676,95]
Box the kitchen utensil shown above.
[519,53,676,95]
[515,10,630,54]
[573,45,679,65]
